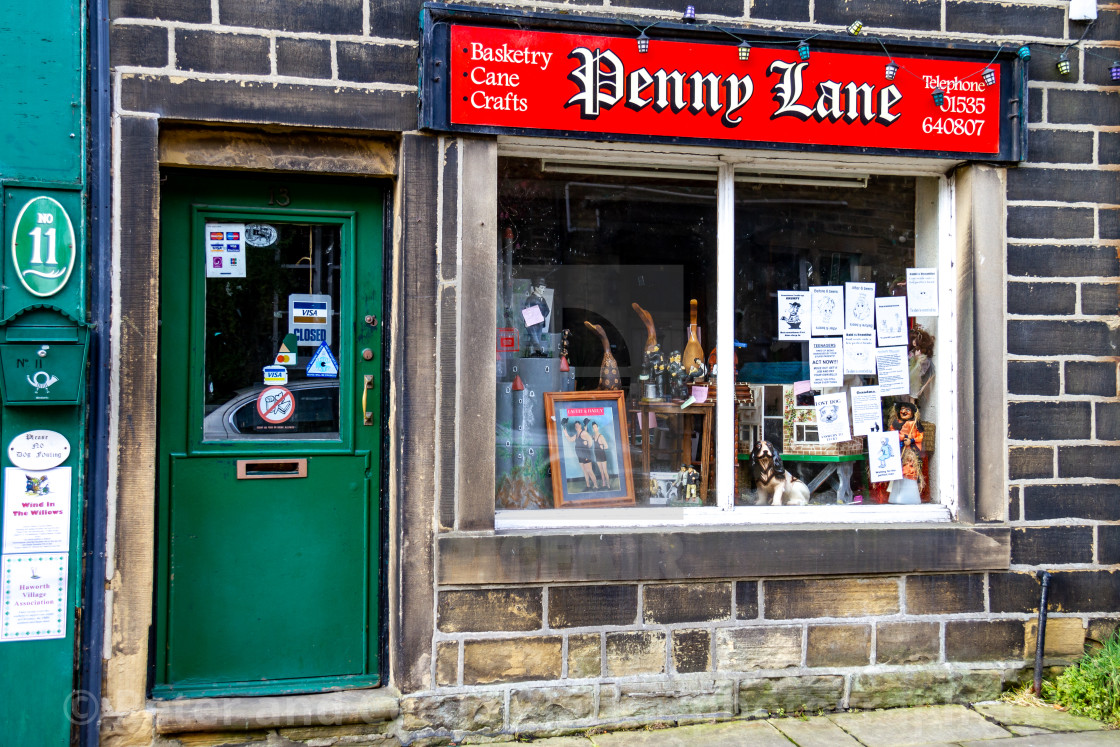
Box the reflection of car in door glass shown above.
[203,380,340,440]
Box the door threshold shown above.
[151,684,398,734]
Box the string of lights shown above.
[628,7,1120,92]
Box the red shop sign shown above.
[432,23,1015,158]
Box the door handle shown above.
[363,374,374,425]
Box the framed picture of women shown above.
[544,390,635,508]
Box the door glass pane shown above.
[202,222,342,441]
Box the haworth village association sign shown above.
[426,23,1018,159]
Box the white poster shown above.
[810,286,844,336]
[0,553,68,641]
[845,282,876,331]
[843,330,876,375]
[809,337,843,389]
[906,268,939,317]
[867,431,904,483]
[204,222,247,278]
[289,293,333,348]
[778,291,810,341]
[875,297,908,347]
[851,385,884,436]
[2,467,71,554]
[814,392,851,443]
[875,346,910,396]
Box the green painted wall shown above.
[0,1,88,745]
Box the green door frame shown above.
[154,171,386,698]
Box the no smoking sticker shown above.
[256,386,295,424]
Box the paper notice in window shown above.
[843,330,876,375]
[521,305,544,327]
[810,286,844,336]
[875,346,910,396]
[867,431,904,483]
[851,385,883,436]
[810,338,843,389]
[845,282,876,331]
[875,297,908,347]
[778,291,810,341]
[814,392,851,443]
[906,268,938,317]
[204,222,247,279]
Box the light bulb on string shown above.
[797,40,810,60]
[1018,46,1031,60]
[683,5,696,22]
[1111,60,1120,81]
[637,31,650,53]
[847,20,863,36]
[1056,52,1071,75]
[885,61,899,80]
[932,88,946,106]
[738,41,751,61]
[981,67,996,87]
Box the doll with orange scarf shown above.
[887,399,925,504]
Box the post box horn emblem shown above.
[27,371,60,391]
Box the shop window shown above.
[494,155,955,526]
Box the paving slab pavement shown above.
[770,714,863,746]
[972,702,1105,734]
[958,732,1120,746]
[526,703,1119,747]
[589,720,790,746]
[830,705,1013,746]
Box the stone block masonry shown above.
[425,572,1111,735]
[106,0,1120,742]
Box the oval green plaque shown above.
[10,196,76,298]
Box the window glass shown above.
[203,223,342,442]
[733,176,939,507]
[495,159,941,511]
[496,157,717,509]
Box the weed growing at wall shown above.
[1043,633,1120,725]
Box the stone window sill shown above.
[438,525,1010,584]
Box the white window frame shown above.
[495,138,960,530]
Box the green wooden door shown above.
[155,171,384,697]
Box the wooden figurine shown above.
[665,350,687,400]
[682,299,704,372]
[631,302,659,355]
[584,321,620,390]
[559,328,571,372]
[522,278,551,357]
[640,344,664,401]
[887,399,924,504]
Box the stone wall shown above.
[409,574,1111,737]
[106,0,1119,743]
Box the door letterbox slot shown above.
[237,458,308,479]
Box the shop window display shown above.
[495,156,944,513]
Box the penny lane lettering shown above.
[566,53,901,128]
[448,26,1002,154]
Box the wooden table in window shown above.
[631,400,715,502]
[761,452,867,504]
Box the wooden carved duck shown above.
[584,321,620,390]
[631,302,658,355]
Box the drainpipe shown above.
[1033,571,1052,696]
[79,0,111,740]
